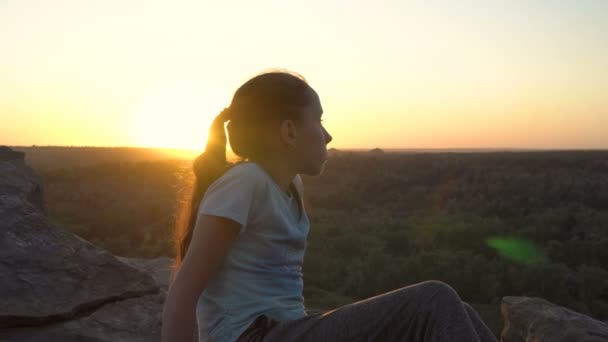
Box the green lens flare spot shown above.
[486,237,546,265]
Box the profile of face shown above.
[286,88,333,176]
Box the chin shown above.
[302,161,326,176]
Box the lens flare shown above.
[486,237,546,265]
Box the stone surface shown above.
[115,256,174,291]
[0,292,165,342]
[0,256,172,342]
[0,146,46,214]
[0,147,159,331]
[501,296,608,342]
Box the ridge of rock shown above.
[501,296,608,342]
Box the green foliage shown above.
[36,149,608,328]
[40,158,191,257]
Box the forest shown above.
[21,147,608,336]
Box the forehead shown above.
[306,88,323,115]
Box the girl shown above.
[161,71,498,342]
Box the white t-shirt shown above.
[195,161,309,342]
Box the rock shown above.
[501,296,608,342]
[0,257,172,342]
[0,146,46,214]
[0,292,165,342]
[0,147,160,337]
[115,256,174,291]
[0,147,25,160]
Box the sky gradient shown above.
[2,0,607,151]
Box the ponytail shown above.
[174,108,232,269]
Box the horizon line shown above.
[5,144,608,152]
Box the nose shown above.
[323,127,333,144]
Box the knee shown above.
[418,280,462,302]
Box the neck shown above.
[250,156,296,194]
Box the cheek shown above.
[299,125,318,142]
[297,123,324,151]
[305,131,324,148]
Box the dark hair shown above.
[173,70,313,267]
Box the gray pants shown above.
[237,281,498,342]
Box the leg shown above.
[238,280,497,342]
[462,302,497,342]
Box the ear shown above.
[279,119,298,148]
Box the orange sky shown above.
[2,1,607,151]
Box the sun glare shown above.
[127,80,226,150]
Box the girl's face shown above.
[291,88,333,176]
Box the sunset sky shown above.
[2,0,607,151]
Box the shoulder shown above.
[224,161,266,181]
[210,161,266,191]
[197,162,266,228]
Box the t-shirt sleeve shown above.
[197,165,259,231]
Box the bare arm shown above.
[161,215,241,342]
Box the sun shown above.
[127,80,228,151]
